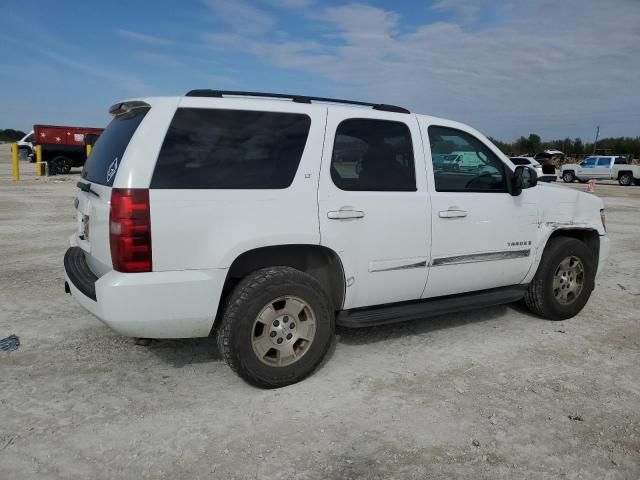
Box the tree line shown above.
[0,129,27,142]
[488,134,640,159]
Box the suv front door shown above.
[420,122,538,298]
[318,111,430,309]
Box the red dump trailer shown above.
[34,124,104,174]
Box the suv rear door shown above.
[318,110,429,309]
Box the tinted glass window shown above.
[614,157,628,165]
[510,157,530,166]
[596,157,611,166]
[82,107,149,186]
[331,119,416,191]
[151,108,310,189]
[581,157,597,166]
[428,126,506,192]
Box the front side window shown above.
[581,157,597,167]
[596,157,611,167]
[428,126,506,192]
[330,119,416,191]
[151,108,311,189]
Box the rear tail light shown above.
[110,188,152,272]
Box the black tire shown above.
[562,171,575,183]
[217,267,334,388]
[524,237,596,320]
[52,156,72,174]
[634,179,640,186]
[618,173,633,186]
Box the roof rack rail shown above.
[184,89,410,114]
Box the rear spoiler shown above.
[108,101,150,116]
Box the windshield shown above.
[82,107,149,186]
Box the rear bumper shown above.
[64,247,227,338]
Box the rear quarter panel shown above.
[148,98,327,271]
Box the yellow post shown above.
[36,145,43,176]
[86,144,92,158]
[11,143,19,182]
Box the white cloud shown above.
[203,0,640,139]
[115,29,172,46]
[203,0,275,35]
[260,0,314,8]
[134,51,183,67]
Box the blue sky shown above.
[1,0,639,142]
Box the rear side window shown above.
[151,108,311,189]
[330,119,416,191]
[596,158,611,166]
[82,108,149,186]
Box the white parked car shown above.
[510,156,557,182]
[17,130,34,160]
[561,156,640,186]
[64,91,610,387]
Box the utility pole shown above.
[592,125,600,154]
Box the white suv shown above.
[64,90,610,388]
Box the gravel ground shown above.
[1,144,639,479]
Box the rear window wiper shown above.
[77,181,100,198]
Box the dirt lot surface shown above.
[1,144,639,479]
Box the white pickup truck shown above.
[63,91,610,387]
[561,155,640,186]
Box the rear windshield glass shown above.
[151,108,311,189]
[82,107,149,186]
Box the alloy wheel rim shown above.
[552,255,585,305]
[251,296,316,367]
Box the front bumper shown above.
[64,247,227,338]
[597,234,610,277]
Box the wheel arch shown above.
[214,244,346,328]
[543,228,600,273]
[525,227,601,283]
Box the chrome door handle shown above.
[439,208,467,218]
[327,208,365,220]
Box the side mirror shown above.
[511,165,538,196]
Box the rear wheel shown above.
[217,267,334,388]
[52,156,72,174]
[562,171,575,183]
[524,237,596,320]
[618,173,633,186]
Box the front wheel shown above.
[217,267,334,388]
[524,237,596,320]
[618,173,633,186]
[562,171,575,183]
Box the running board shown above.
[336,285,528,328]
